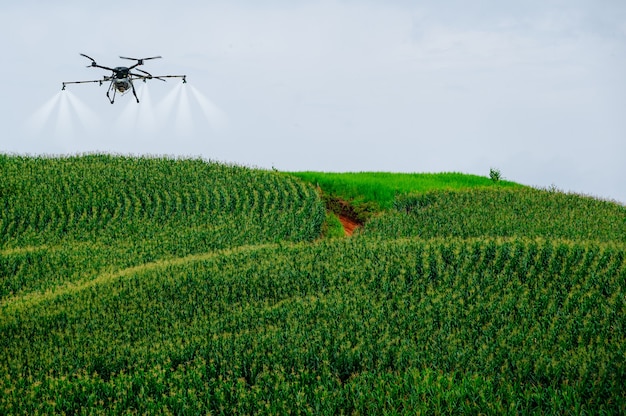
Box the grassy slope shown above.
[2,156,626,414]
[288,171,523,209]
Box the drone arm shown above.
[61,79,105,89]
[129,72,156,81]
[79,55,116,72]
[129,73,187,83]
[91,64,116,72]
[149,75,187,83]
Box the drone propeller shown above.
[80,53,98,67]
[134,68,168,82]
[120,55,162,61]
[80,53,96,62]
[79,53,115,71]
[120,55,162,67]
[135,68,153,77]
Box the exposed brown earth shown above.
[339,214,360,236]
[320,194,365,236]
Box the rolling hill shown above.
[1,154,625,414]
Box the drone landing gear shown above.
[131,82,140,103]
[106,81,116,104]
[105,80,140,104]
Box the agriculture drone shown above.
[61,53,187,104]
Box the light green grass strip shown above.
[0,245,49,256]
[289,171,523,208]
[0,243,281,315]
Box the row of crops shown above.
[1,154,625,413]
[0,154,324,247]
[363,187,626,243]
[1,238,625,413]
[0,154,324,300]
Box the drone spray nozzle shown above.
[183,76,187,84]
[61,83,66,91]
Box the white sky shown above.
[2,0,625,203]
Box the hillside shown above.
[0,154,324,301]
[1,155,625,414]
[365,187,626,243]
[289,171,523,209]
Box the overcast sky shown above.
[2,1,625,203]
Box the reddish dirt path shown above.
[339,214,360,236]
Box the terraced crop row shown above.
[1,237,624,414]
[0,155,323,246]
[363,187,626,243]
[3,155,625,414]
[0,154,325,300]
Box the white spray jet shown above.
[61,53,186,104]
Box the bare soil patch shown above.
[339,214,360,236]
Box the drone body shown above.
[62,54,186,104]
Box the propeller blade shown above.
[136,68,153,77]
[80,53,99,68]
[120,55,162,61]
[80,53,96,62]
[131,71,167,82]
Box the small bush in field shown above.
[489,167,502,182]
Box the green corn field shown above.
[1,154,625,414]
[366,188,626,243]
